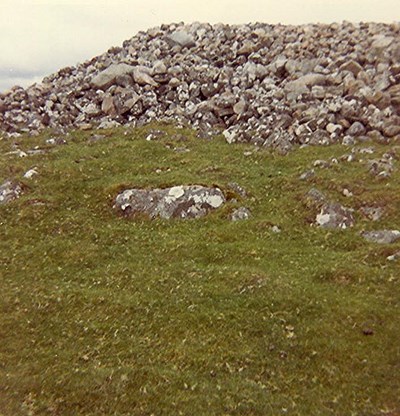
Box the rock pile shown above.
[1,22,400,151]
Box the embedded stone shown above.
[316,203,355,229]
[0,180,23,204]
[114,185,225,219]
[230,207,251,221]
[361,230,400,244]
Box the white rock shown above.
[23,168,38,179]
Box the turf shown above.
[0,125,399,415]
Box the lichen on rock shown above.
[114,185,225,219]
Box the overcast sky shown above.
[0,0,399,92]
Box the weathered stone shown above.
[340,60,363,76]
[316,203,355,229]
[227,182,247,198]
[101,96,117,116]
[152,60,167,75]
[388,84,400,106]
[83,103,101,117]
[346,121,366,136]
[46,137,67,145]
[91,64,135,90]
[166,31,195,48]
[23,168,38,179]
[0,180,22,204]
[366,91,391,109]
[133,67,158,87]
[299,170,315,181]
[233,100,247,115]
[359,206,383,221]
[370,35,394,57]
[367,130,389,144]
[387,251,400,261]
[326,123,343,135]
[284,80,309,99]
[361,230,400,244]
[305,188,327,207]
[222,127,239,144]
[368,155,394,178]
[311,86,325,99]
[114,185,225,219]
[382,119,400,138]
[230,207,251,221]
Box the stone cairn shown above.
[0,21,399,153]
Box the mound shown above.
[1,22,400,152]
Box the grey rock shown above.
[347,121,366,136]
[299,170,315,181]
[91,64,135,90]
[370,35,394,57]
[23,168,38,179]
[46,137,67,145]
[342,136,356,146]
[326,123,343,135]
[152,60,167,75]
[311,86,325,99]
[230,207,251,221]
[316,203,355,229]
[133,67,158,87]
[227,182,247,198]
[360,206,383,221]
[367,130,389,144]
[284,80,309,99]
[233,99,247,115]
[305,188,327,207]
[361,230,400,244]
[297,73,327,87]
[83,103,101,117]
[166,30,195,48]
[382,119,400,138]
[368,155,394,178]
[0,180,22,204]
[223,127,239,144]
[114,185,225,219]
[340,60,363,76]
[101,96,116,116]
[313,159,331,168]
[387,251,400,261]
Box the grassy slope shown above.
[0,125,399,416]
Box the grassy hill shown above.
[1,125,399,415]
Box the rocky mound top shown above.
[1,21,400,151]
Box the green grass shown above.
[0,125,399,415]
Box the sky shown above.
[0,0,399,92]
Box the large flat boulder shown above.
[114,185,225,219]
[91,64,136,90]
